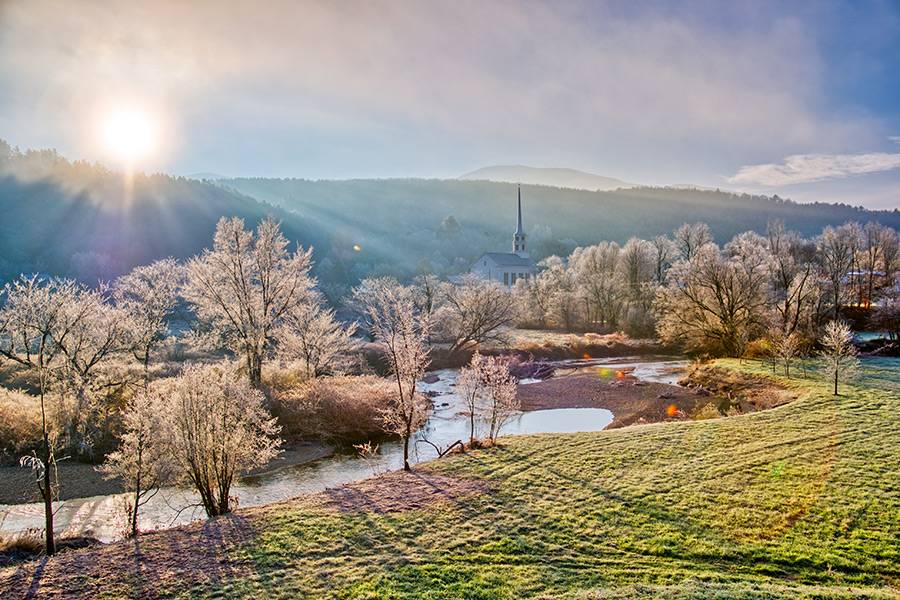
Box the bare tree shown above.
[819,320,859,395]
[0,276,82,555]
[456,353,486,444]
[650,235,677,285]
[817,224,860,320]
[101,387,172,537]
[364,283,430,471]
[657,235,771,356]
[570,244,622,329]
[512,270,554,328]
[766,221,820,340]
[771,329,801,378]
[441,275,517,353]
[674,222,713,261]
[53,286,129,453]
[162,363,281,516]
[184,217,314,385]
[114,258,183,378]
[479,355,519,443]
[276,298,358,378]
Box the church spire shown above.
[513,184,528,257]
[515,184,524,235]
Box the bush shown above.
[0,389,43,460]
[271,375,398,442]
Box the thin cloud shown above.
[890,136,900,144]
[729,152,900,186]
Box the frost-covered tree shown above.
[162,363,281,516]
[765,221,819,341]
[440,275,517,353]
[456,353,487,444]
[0,277,79,555]
[819,320,859,395]
[114,258,183,377]
[674,222,713,261]
[276,298,357,378]
[770,329,801,378]
[184,217,314,385]
[478,355,519,443]
[650,235,677,285]
[570,244,622,329]
[817,224,860,319]
[364,283,430,471]
[657,236,771,356]
[53,285,129,452]
[101,388,172,537]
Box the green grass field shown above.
[3,359,898,598]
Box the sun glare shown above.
[103,108,156,164]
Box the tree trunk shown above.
[834,369,839,395]
[403,424,411,471]
[42,450,55,556]
[38,382,55,556]
[247,351,263,386]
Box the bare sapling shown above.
[819,320,860,395]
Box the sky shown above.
[1,0,899,209]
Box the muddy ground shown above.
[517,364,797,429]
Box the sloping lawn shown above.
[1,359,897,598]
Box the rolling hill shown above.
[459,164,636,191]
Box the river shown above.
[0,357,687,542]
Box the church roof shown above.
[479,252,536,267]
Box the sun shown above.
[102,108,156,164]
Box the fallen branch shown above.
[416,438,464,458]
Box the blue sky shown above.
[1,0,898,208]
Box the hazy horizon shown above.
[1,0,899,209]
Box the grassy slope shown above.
[4,361,899,598]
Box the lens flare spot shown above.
[666,404,679,417]
[597,367,611,378]
[583,352,592,359]
[352,244,362,252]
[615,370,626,380]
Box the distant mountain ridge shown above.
[459,165,636,191]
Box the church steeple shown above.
[513,184,528,257]
[515,184,524,235]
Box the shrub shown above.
[0,389,43,459]
[272,375,399,442]
[0,529,44,565]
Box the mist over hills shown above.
[220,177,900,297]
[1,141,898,300]
[459,165,635,191]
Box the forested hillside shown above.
[222,177,900,293]
[2,140,898,299]
[0,141,320,285]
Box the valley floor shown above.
[1,360,898,599]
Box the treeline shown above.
[513,221,900,355]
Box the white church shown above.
[470,185,538,287]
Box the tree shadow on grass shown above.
[0,514,261,599]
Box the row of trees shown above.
[512,221,899,356]
[0,217,357,551]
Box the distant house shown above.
[470,185,537,287]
